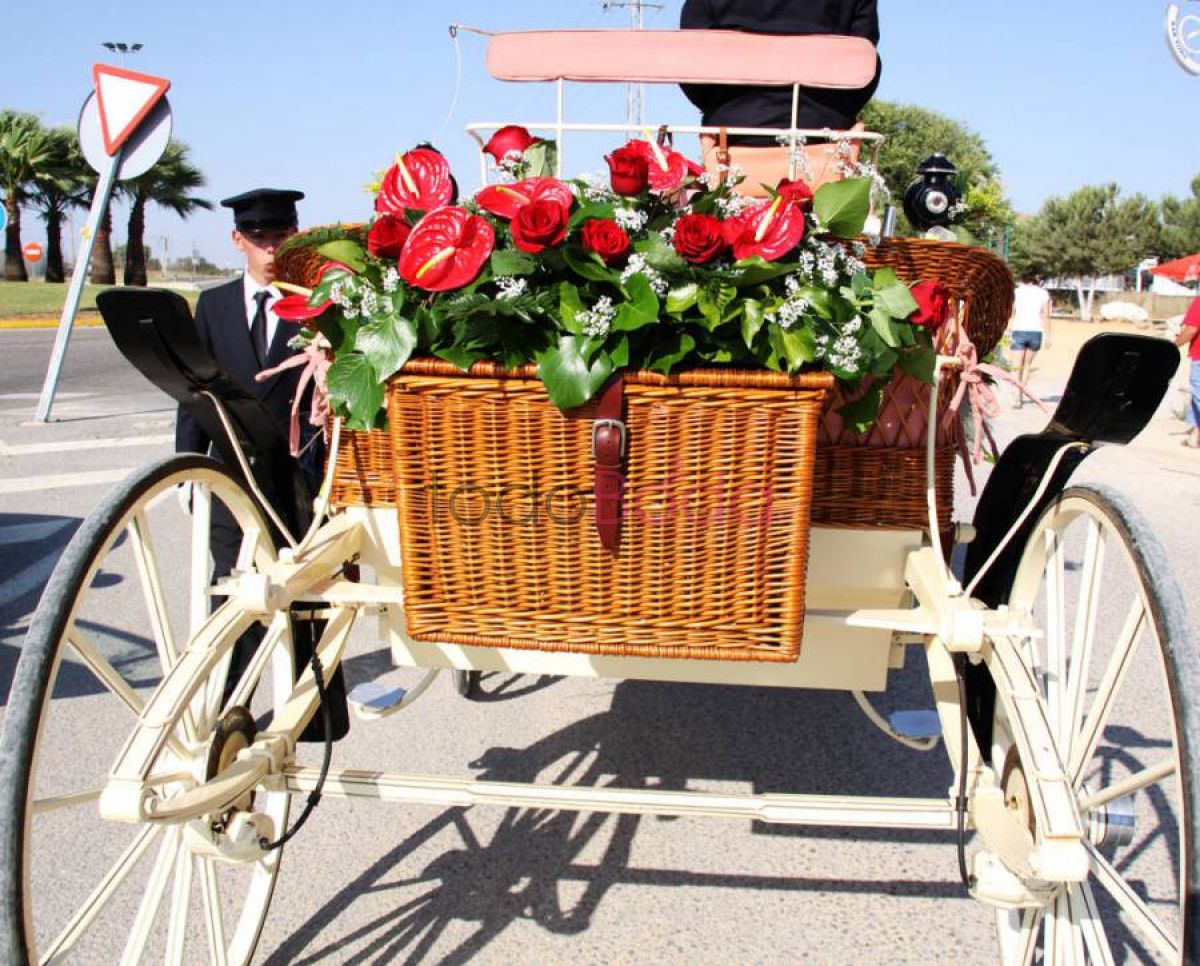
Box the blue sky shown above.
[3,0,1197,268]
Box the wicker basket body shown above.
[378,361,830,663]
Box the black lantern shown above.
[902,154,961,231]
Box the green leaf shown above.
[636,234,688,274]
[872,267,900,290]
[522,140,557,179]
[317,240,368,274]
[666,282,699,315]
[490,249,536,277]
[536,336,613,409]
[609,335,630,368]
[837,381,887,434]
[568,200,616,230]
[355,315,417,378]
[876,282,919,320]
[646,332,696,374]
[851,271,870,297]
[327,353,385,429]
[558,282,585,335]
[775,326,816,372]
[731,256,794,287]
[869,306,900,348]
[812,177,871,238]
[613,273,660,331]
[741,298,765,348]
[434,343,490,370]
[563,246,617,282]
[897,345,937,384]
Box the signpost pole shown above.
[34,147,122,422]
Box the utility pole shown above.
[159,235,170,280]
[602,0,662,129]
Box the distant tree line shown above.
[0,109,210,285]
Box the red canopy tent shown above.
[1150,252,1200,283]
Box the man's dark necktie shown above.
[251,289,270,366]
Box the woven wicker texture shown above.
[862,237,1012,358]
[275,224,367,290]
[388,361,831,662]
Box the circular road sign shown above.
[22,242,44,262]
[77,91,172,180]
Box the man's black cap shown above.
[220,188,304,231]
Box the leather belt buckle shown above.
[592,418,626,459]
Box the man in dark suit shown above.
[680,0,881,144]
[178,187,347,739]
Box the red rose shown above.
[376,147,455,214]
[510,198,570,253]
[672,213,726,264]
[580,218,631,266]
[605,144,649,196]
[775,178,814,212]
[367,214,411,259]
[483,125,540,163]
[723,198,806,261]
[398,207,495,292]
[909,280,951,328]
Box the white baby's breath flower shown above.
[576,295,616,337]
[613,205,649,233]
[496,276,528,300]
[620,253,667,296]
[382,268,401,293]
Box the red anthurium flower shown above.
[367,214,411,259]
[775,177,814,213]
[909,280,951,329]
[273,293,331,321]
[511,198,570,253]
[483,125,540,163]
[398,207,495,292]
[475,177,573,220]
[376,147,455,214]
[623,140,694,195]
[723,197,806,261]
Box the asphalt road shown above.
[1,325,1198,964]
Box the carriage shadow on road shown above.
[267,655,982,964]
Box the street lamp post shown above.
[101,41,143,65]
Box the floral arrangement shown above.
[276,125,949,431]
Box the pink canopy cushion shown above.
[487,29,877,89]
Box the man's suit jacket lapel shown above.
[210,280,260,392]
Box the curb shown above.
[0,318,103,330]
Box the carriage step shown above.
[347,681,409,719]
[887,710,942,740]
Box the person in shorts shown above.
[1008,269,1052,407]
[1175,297,1200,448]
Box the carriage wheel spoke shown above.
[198,858,229,966]
[1070,881,1115,966]
[1087,842,1178,961]
[128,512,198,744]
[1051,890,1086,964]
[119,826,181,965]
[39,825,162,962]
[66,629,190,761]
[190,482,212,637]
[213,611,287,725]
[1044,531,1068,743]
[1068,598,1146,785]
[165,836,194,966]
[999,907,1041,966]
[1080,759,1176,812]
[1062,519,1104,750]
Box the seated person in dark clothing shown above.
[680,0,881,145]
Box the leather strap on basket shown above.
[716,127,730,184]
[592,375,626,553]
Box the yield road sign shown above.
[22,242,44,262]
[92,64,170,155]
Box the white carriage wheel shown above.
[993,485,1200,964]
[0,454,296,965]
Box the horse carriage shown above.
[1,27,1193,964]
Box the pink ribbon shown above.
[255,339,333,457]
[941,330,1049,494]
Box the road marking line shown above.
[0,392,91,400]
[0,518,75,544]
[0,434,173,456]
[0,544,63,608]
[0,468,132,495]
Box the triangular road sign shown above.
[92,64,170,156]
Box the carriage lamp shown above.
[902,154,961,231]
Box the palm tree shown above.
[27,127,89,283]
[0,111,56,281]
[124,140,211,286]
